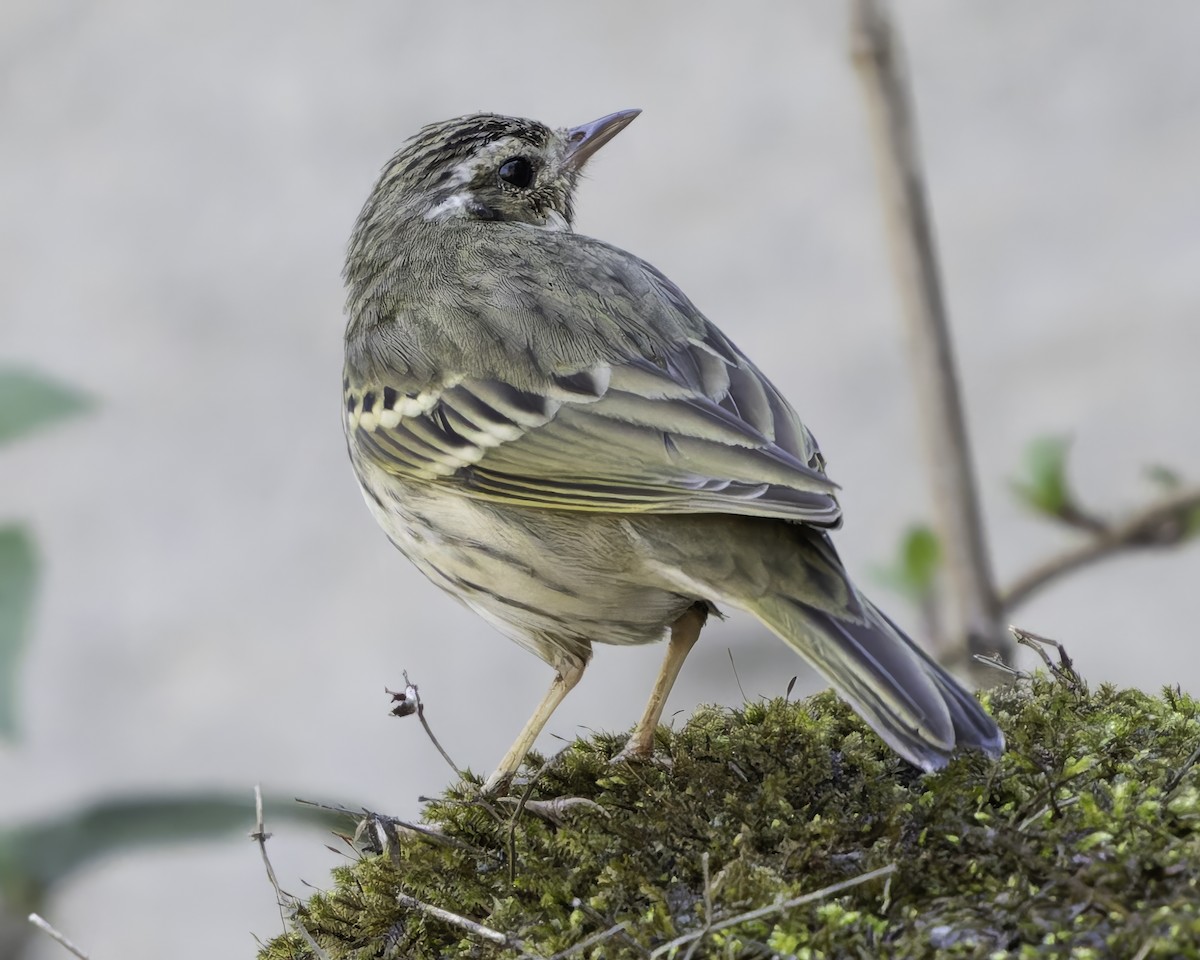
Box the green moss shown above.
[258,675,1200,959]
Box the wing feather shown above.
[344,227,840,526]
[348,334,842,525]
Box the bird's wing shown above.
[346,320,842,527]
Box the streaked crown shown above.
[349,110,641,241]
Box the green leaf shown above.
[0,368,91,447]
[0,793,349,911]
[901,525,941,594]
[0,525,36,741]
[1144,466,1200,540]
[872,524,942,601]
[1145,464,1183,491]
[1011,435,1072,517]
[1185,506,1200,540]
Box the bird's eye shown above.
[498,157,535,189]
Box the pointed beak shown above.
[562,109,641,171]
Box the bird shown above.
[342,109,1004,794]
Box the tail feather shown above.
[869,602,1006,758]
[753,594,1003,770]
[639,518,1004,769]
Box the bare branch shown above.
[681,852,713,960]
[27,914,92,960]
[649,863,895,958]
[388,672,464,779]
[547,922,631,960]
[396,894,540,957]
[848,0,1008,671]
[496,794,607,826]
[503,746,573,885]
[251,786,332,960]
[1002,487,1200,611]
[569,900,651,958]
[1164,741,1200,796]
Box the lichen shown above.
[257,673,1200,959]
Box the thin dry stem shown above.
[252,785,332,960]
[396,894,539,957]
[649,864,896,958]
[27,914,91,960]
[1164,741,1200,796]
[547,922,631,960]
[388,672,465,779]
[849,0,1008,673]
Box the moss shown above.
[258,674,1200,959]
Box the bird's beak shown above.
[562,109,641,171]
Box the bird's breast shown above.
[350,457,695,664]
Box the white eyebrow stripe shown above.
[424,192,473,221]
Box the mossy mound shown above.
[259,674,1200,958]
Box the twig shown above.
[251,786,332,960]
[1002,486,1200,611]
[27,914,92,960]
[387,672,464,779]
[396,894,540,957]
[681,852,713,960]
[504,747,572,884]
[252,785,289,927]
[548,922,632,960]
[727,649,747,702]
[496,794,607,826]
[571,900,652,958]
[1164,741,1200,796]
[1010,627,1081,690]
[1017,795,1081,833]
[972,652,1024,679]
[848,0,1008,671]
[648,863,895,958]
[295,797,486,853]
[1130,938,1155,960]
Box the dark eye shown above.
[498,157,534,189]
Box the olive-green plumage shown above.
[342,110,1002,791]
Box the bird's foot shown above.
[480,769,514,797]
[609,734,673,771]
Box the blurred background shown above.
[3,0,1198,956]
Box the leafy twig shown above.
[1002,486,1200,611]
[848,0,1008,670]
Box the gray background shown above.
[3,1,1198,957]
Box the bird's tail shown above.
[749,588,1004,770]
[647,520,1004,770]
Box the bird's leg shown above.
[483,658,586,795]
[614,602,709,763]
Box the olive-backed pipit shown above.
[342,110,1003,793]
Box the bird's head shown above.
[357,109,640,232]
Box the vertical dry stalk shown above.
[848,0,1011,671]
